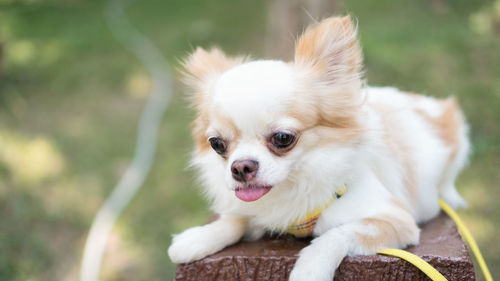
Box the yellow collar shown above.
[285,185,347,238]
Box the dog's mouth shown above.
[234,184,273,202]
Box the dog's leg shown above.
[289,206,419,281]
[243,225,266,241]
[168,215,247,264]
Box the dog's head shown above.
[182,16,364,205]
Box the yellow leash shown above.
[378,199,493,281]
[439,199,493,281]
[378,248,448,281]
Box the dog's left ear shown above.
[294,16,362,87]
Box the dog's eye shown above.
[209,137,227,155]
[271,132,296,149]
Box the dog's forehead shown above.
[212,60,294,129]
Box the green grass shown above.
[0,0,499,280]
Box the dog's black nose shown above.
[231,159,259,182]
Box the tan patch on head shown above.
[416,98,462,158]
[211,106,242,157]
[285,91,364,146]
[285,102,318,129]
[301,125,363,149]
[193,105,242,158]
[211,108,241,140]
[285,107,363,147]
[316,113,364,143]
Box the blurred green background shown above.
[0,0,499,280]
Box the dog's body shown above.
[168,16,469,281]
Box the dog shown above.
[168,15,470,281]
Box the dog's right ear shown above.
[181,47,246,153]
[181,47,246,105]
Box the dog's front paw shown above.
[289,245,337,281]
[168,226,220,264]
[289,261,334,281]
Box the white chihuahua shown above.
[168,16,469,281]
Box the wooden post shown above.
[174,213,475,280]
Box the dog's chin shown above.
[234,184,273,202]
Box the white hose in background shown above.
[80,0,172,280]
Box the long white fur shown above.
[169,16,469,281]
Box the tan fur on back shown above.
[371,103,418,201]
[416,98,462,158]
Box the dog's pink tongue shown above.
[235,186,272,202]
